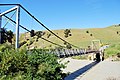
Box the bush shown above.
[119,24,120,26]
[35,31,44,38]
[117,53,120,58]
[105,48,119,55]
[0,48,66,80]
[0,28,14,44]
[26,39,34,46]
[90,34,93,36]
[117,31,119,34]
[86,31,89,33]
[64,34,68,38]
[64,29,71,38]
[105,44,120,58]
[19,41,27,47]
[47,34,51,38]
[66,44,72,49]
[0,44,14,52]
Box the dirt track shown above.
[62,58,120,80]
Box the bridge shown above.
[43,48,102,62]
[51,49,98,58]
[0,4,104,61]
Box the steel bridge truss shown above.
[0,4,20,48]
[0,4,80,49]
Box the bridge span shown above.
[49,49,100,58]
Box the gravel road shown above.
[62,58,120,80]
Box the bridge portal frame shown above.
[91,40,102,50]
[0,4,80,49]
[0,4,20,48]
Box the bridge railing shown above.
[47,48,97,58]
[41,48,99,58]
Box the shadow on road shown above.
[64,61,100,80]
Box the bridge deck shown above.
[49,49,99,58]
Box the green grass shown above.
[105,43,120,58]
[72,55,88,60]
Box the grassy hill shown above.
[19,25,120,49]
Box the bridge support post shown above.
[96,52,101,62]
[0,12,2,44]
[15,5,20,48]
[101,52,104,61]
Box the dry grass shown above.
[19,25,120,49]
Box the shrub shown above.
[90,34,93,36]
[19,41,27,47]
[117,31,119,34]
[105,48,119,56]
[117,53,120,58]
[35,31,43,38]
[30,30,35,37]
[36,39,39,42]
[0,28,14,44]
[27,39,34,46]
[64,42,67,45]
[66,44,72,49]
[105,44,120,58]
[47,34,51,38]
[64,29,71,38]
[0,49,28,79]
[0,48,66,80]
[64,29,70,35]
[86,31,89,33]
[0,44,14,52]
[119,24,120,26]
[64,34,68,38]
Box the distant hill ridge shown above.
[19,25,120,49]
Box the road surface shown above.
[61,58,120,80]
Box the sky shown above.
[0,0,120,32]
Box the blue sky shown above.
[0,0,120,32]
